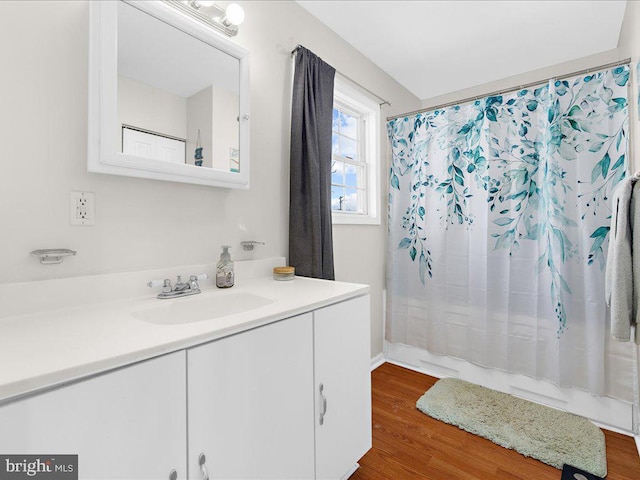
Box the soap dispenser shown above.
[216,245,234,288]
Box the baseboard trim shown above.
[340,463,359,480]
[592,420,636,437]
[386,358,639,441]
[387,357,449,380]
[370,353,385,371]
[386,342,635,433]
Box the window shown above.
[331,78,380,225]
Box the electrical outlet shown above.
[70,191,95,226]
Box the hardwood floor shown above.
[351,363,640,480]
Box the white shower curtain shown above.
[387,66,635,400]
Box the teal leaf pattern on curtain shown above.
[388,66,629,333]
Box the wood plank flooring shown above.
[351,363,640,480]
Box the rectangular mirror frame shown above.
[88,0,250,189]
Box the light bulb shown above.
[224,3,245,26]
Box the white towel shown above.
[605,176,635,342]
[631,181,640,344]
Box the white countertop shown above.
[0,272,368,404]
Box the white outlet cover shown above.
[70,191,95,226]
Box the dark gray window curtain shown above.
[289,47,336,280]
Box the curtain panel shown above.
[387,66,634,399]
[289,47,336,280]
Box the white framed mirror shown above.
[88,0,250,188]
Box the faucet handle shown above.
[148,279,172,294]
[189,274,208,282]
[188,274,209,292]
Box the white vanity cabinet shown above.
[314,295,372,480]
[0,293,371,480]
[0,351,187,480]
[187,313,316,479]
[187,295,372,480]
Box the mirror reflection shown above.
[117,2,240,172]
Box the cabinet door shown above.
[0,351,187,480]
[314,295,371,480]
[188,313,315,480]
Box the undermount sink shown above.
[133,292,274,325]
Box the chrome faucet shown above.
[148,274,208,299]
[174,275,189,292]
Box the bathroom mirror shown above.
[88,0,250,188]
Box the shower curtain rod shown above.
[386,57,631,121]
[291,44,393,107]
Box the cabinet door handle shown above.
[198,453,210,480]
[169,469,177,480]
[319,383,328,425]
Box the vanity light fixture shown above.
[221,3,245,27]
[166,1,245,37]
[189,0,216,8]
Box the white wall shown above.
[0,1,420,360]
[210,86,239,172]
[186,86,214,168]
[420,49,625,111]
[118,75,188,141]
[619,0,640,173]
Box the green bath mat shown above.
[416,378,607,477]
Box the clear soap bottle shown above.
[216,245,234,288]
